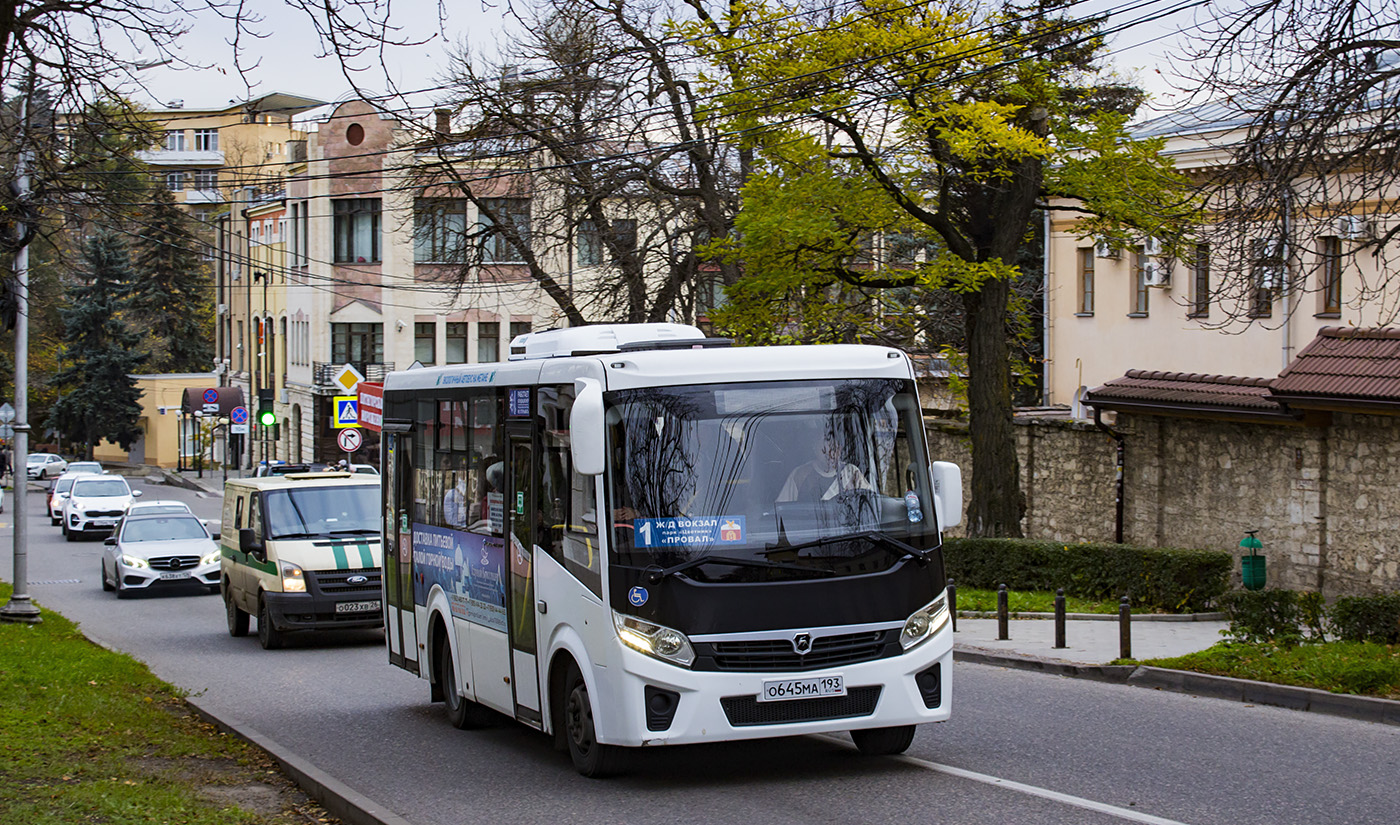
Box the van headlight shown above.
[900,594,950,650]
[280,561,307,593]
[613,611,694,667]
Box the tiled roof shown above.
[1085,371,1286,417]
[1272,327,1400,408]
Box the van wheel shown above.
[850,725,917,756]
[257,596,283,649]
[562,662,626,777]
[226,588,249,637]
[438,633,492,729]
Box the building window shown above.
[1131,246,1149,316]
[445,322,467,364]
[166,172,185,192]
[331,323,384,367]
[509,321,531,341]
[1318,236,1342,316]
[415,322,436,365]
[414,199,469,263]
[886,232,923,266]
[480,198,530,263]
[1077,248,1094,315]
[236,320,244,371]
[333,199,381,263]
[164,130,185,151]
[1250,238,1282,319]
[578,218,637,267]
[477,322,499,363]
[193,128,219,152]
[190,170,217,192]
[1188,243,1210,318]
[290,201,309,268]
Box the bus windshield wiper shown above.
[775,531,932,564]
[646,555,835,582]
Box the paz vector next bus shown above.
[378,324,962,776]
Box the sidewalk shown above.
[953,615,1229,666]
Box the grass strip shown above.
[1139,641,1400,700]
[953,587,1126,615]
[0,582,339,825]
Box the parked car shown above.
[47,471,101,526]
[63,475,141,540]
[350,463,379,475]
[100,513,221,598]
[27,453,67,479]
[255,460,313,477]
[126,499,193,516]
[66,461,105,475]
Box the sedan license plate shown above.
[759,675,846,702]
[335,600,381,614]
[158,571,190,580]
[94,519,116,527]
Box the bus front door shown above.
[382,428,419,674]
[507,433,542,723]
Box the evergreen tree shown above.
[129,185,214,372]
[47,230,147,457]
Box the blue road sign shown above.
[230,406,249,425]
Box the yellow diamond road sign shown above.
[333,363,366,394]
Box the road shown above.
[3,476,1398,825]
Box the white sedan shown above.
[101,513,222,598]
[27,453,68,479]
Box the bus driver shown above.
[777,424,872,502]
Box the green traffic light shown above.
[259,408,277,426]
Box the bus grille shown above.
[699,630,895,672]
[309,568,382,594]
[720,686,882,727]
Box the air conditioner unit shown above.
[1094,240,1120,260]
[1334,216,1371,240]
[1141,236,1162,256]
[1144,260,1171,288]
[279,389,290,404]
[216,303,228,316]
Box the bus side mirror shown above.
[571,377,606,476]
[931,461,962,528]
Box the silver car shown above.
[101,513,222,598]
[27,453,68,479]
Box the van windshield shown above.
[263,486,380,539]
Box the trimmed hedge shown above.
[1221,590,1400,645]
[942,538,1232,613]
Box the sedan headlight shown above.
[280,561,306,593]
[900,593,950,650]
[613,611,695,667]
[118,554,149,570]
[201,549,222,566]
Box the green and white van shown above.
[221,472,383,649]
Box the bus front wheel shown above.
[851,724,917,756]
[562,663,625,778]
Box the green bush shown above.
[941,538,1232,613]
[1219,589,1325,645]
[1328,594,1400,644]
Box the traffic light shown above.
[257,389,276,427]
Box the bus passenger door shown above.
[382,428,419,674]
[507,432,542,722]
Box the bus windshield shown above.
[264,486,380,539]
[606,378,936,582]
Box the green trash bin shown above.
[1240,532,1265,591]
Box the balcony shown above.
[313,361,394,390]
[137,149,225,167]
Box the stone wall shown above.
[926,411,1399,597]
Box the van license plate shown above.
[759,675,845,702]
[335,600,381,614]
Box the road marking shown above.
[820,735,1194,825]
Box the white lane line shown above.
[818,736,1194,825]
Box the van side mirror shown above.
[239,527,264,558]
[930,461,963,529]
[570,377,606,476]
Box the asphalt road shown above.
[3,477,1397,825]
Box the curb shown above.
[955,645,1400,726]
[186,697,409,825]
[153,468,221,495]
[956,611,1227,622]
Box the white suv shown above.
[64,476,141,540]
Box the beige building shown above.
[1045,105,1398,406]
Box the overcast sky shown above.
[131,0,1206,117]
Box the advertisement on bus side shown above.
[411,522,507,632]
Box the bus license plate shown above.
[759,675,846,702]
[335,600,381,614]
[158,571,190,580]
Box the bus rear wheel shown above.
[851,724,917,756]
[438,634,492,729]
[561,663,625,778]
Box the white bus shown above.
[380,324,961,776]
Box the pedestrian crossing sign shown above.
[333,396,360,429]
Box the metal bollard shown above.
[997,583,1009,640]
[947,578,957,632]
[1054,588,1066,649]
[1119,595,1132,660]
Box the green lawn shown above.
[1137,641,1400,699]
[0,583,337,824]
[952,586,1127,614]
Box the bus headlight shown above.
[900,594,950,650]
[613,611,695,667]
[280,561,307,593]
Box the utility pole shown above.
[2,82,41,624]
